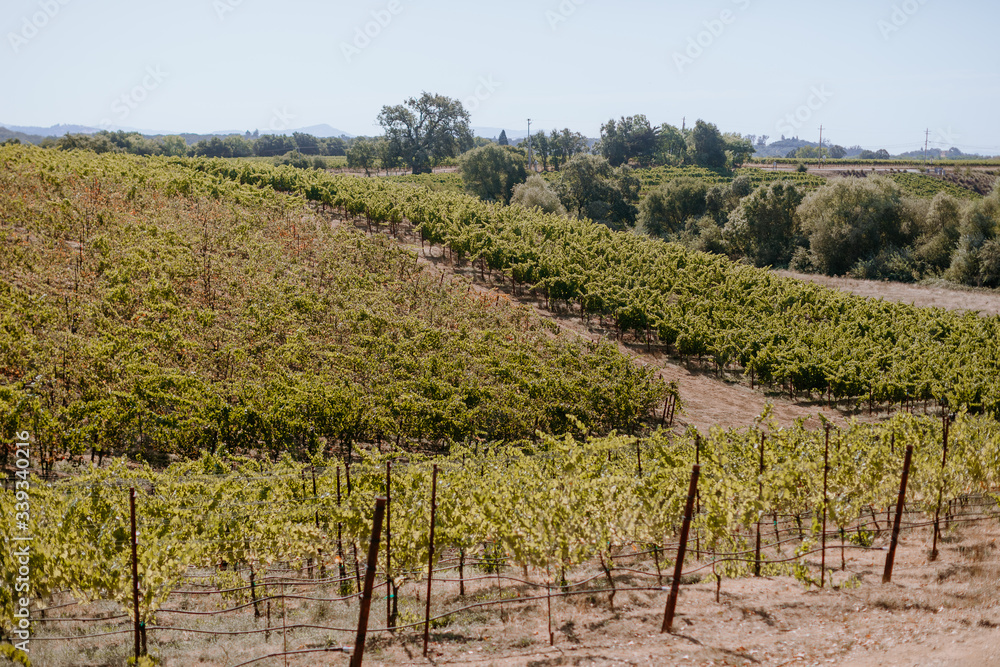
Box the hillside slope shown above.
[0,146,667,468]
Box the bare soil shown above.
[35,513,999,667]
[365,521,1000,667]
[773,271,1000,318]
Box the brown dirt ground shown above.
[37,519,1000,667]
[360,520,1000,667]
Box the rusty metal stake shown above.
[130,487,142,661]
[385,460,393,630]
[662,465,700,633]
[423,465,439,657]
[883,445,914,584]
[755,432,765,577]
[821,425,830,588]
[695,434,701,558]
[350,497,386,667]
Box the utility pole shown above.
[818,125,824,168]
[682,116,686,132]
[527,118,533,172]
[924,128,930,165]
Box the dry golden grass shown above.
[775,270,1000,318]
[31,517,1000,666]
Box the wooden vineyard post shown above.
[883,445,914,584]
[385,460,393,630]
[694,434,701,558]
[130,487,142,662]
[755,432,765,577]
[931,415,949,560]
[661,465,700,634]
[423,465,439,657]
[250,561,260,618]
[821,425,830,588]
[636,439,643,477]
[546,576,554,646]
[350,497,387,667]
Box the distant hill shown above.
[752,137,818,158]
[893,146,996,160]
[288,124,353,138]
[0,127,48,144]
[474,126,529,141]
[0,123,104,137]
[207,125,354,138]
[1,122,355,143]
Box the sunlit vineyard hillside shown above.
[0,145,668,470]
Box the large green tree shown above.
[724,133,755,167]
[599,115,658,167]
[947,186,1000,286]
[377,92,473,174]
[292,132,320,155]
[655,124,687,165]
[799,176,912,275]
[459,144,528,204]
[557,154,639,230]
[687,120,727,169]
[531,131,551,171]
[723,181,804,267]
[550,129,589,170]
[637,177,709,237]
[255,134,295,157]
[913,192,963,273]
[346,137,378,176]
[161,135,188,157]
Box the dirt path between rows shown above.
[398,235,864,433]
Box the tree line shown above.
[52,129,352,159]
[638,172,1000,288]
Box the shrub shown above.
[511,175,566,215]
[638,177,708,237]
[798,176,911,275]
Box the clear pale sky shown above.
[3,0,999,153]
